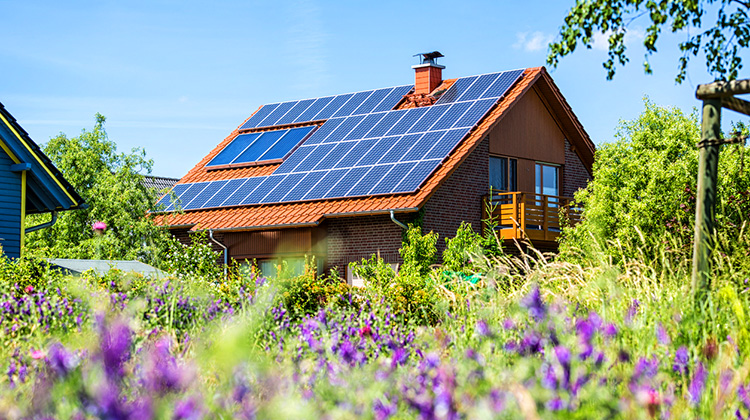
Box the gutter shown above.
[389,210,408,230]
[25,211,58,234]
[208,229,228,278]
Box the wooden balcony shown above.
[482,191,582,243]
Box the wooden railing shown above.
[482,192,582,242]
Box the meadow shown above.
[2,223,749,420]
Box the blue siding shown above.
[0,147,21,259]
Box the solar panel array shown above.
[206,126,316,168]
[240,85,414,130]
[157,69,525,212]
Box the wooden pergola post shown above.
[693,79,750,301]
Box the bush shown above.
[442,222,482,272]
[399,225,438,277]
[276,257,351,320]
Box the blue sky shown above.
[1,0,747,178]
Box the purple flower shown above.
[688,362,707,406]
[520,287,547,321]
[502,318,515,330]
[173,396,202,420]
[48,342,77,377]
[656,323,671,345]
[625,299,640,324]
[673,346,689,375]
[373,396,398,420]
[489,389,505,412]
[141,337,189,395]
[576,318,595,343]
[738,383,750,409]
[99,319,132,380]
[546,397,565,411]
[602,323,618,339]
[475,320,492,337]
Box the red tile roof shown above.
[155,67,589,232]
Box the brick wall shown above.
[563,139,592,198]
[421,137,489,262]
[325,213,418,273]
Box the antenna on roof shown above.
[414,51,444,65]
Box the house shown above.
[0,102,85,259]
[141,175,179,192]
[154,54,595,282]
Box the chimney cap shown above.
[414,51,444,65]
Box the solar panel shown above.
[481,69,524,98]
[234,130,287,163]
[424,128,469,160]
[283,171,327,201]
[347,164,394,196]
[386,107,428,136]
[334,138,378,168]
[258,101,297,127]
[352,88,392,115]
[314,94,353,120]
[430,102,473,131]
[392,159,441,193]
[457,73,500,102]
[372,85,412,112]
[295,97,334,123]
[356,136,399,166]
[158,183,190,211]
[323,114,366,143]
[184,180,228,210]
[378,134,422,164]
[223,177,263,207]
[435,76,478,105]
[261,172,306,203]
[173,71,528,211]
[400,131,445,162]
[344,113,385,140]
[333,91,373,118]
[242,175,284,204]
[303,169,349,200]
[324,166,370,198]
[303,118,343,145]
[454,99,496,128]
[258,126,316,161]
[369,162,416,195]
[294,143,337,172]
[365,110,406,138]
[203,179,248,208]
[407,104,450,134]
[206,133,261,167]
[313,142,352,171]
[274,145,316,174]
[275,99,315,125]
[240,104,279,130]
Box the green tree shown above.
[25,114,173,263]
[548,0,749,82]
[560,99,750,265]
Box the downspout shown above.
[208,229,228,278]
[25,211,58,234]
[390,210,408,230]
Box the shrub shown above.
[442,221,482,272]
[399,225,438,277]
[276,257,350,320]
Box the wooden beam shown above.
[721,95,750,116]
[696,79,750,99]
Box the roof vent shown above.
[412,51,445,95]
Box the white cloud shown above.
[513,31,554,52]
[591,28,646,51]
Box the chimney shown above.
[412,51,444,95]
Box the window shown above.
[256,256,323,279]
[489,156,517,192]
[535,163,559,197]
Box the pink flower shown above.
[92,221,107,231]
[24,285,33,294]
[30,349,45,359]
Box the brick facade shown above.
[563,139,591,198]
[324,212,418,273]
[421,137,489,262]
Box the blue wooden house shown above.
[0,102,85,259]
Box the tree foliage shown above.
[548,0,750,82]
[560,99,750,264]
[25,114,173,264]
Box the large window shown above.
[490,156,517,192]
[535,163,559,197]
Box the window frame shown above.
[489,155,518,193]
